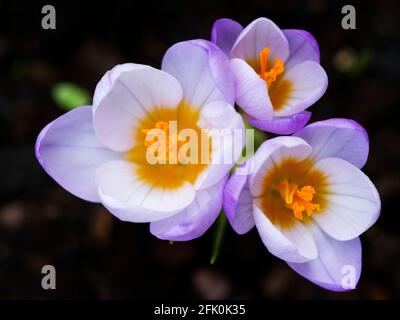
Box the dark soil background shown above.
[0,0,399,299]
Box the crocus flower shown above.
[36,40,245,241]
[211,18,328,134]
[224,119,380,291]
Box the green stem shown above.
[210,212,227,265]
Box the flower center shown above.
[141,120,185,162]
[276,179,321,221]
[259,47,284,86]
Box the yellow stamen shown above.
[142,120,185,161]
[276,179,321,221]
[259,47,285,86]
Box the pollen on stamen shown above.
[259,47,285,86]
[141,120,185,161]
[277,179,321,221]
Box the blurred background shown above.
[0,0,399,299]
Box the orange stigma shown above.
[259,47,284,86]
[276,179,321,221]
[142,121,184,161]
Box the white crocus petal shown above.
[93,63,153,111]
[150,175,226,241]
[230,58,274,120]
[93,68,183,152]
[249,137,312,197]
[162,41,231,108]
[223,162,255,234]
[282,29,320,70]
[96,160,196,222]
[288,222,361,292]
[253,201,318,263]
[231,17,290,63]
[35,106,119,202]
[273,60,328,117]
[194,101,245,190]
[294,118,369,169]
[312,157,381,241]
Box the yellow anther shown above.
[259,47,285,86]
[276,179,321,221]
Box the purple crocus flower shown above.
[224,119,381,291]
[36,40,245,241]
[211,18,328,134]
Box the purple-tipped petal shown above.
[231,58,273,120]
[35,106,119,202]
[93,63,152,111]
[283,29,320,69]
[162,40,234,107]
[231,17,290,63]
[211,18,243,56]
[288,223,361,292]
[244,111,311,135]
[294,118,370,168]
[150,175,227,241]
[223,162,254,234]
[190,39,235,106]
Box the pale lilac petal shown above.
[93,67,183,152]
[231,58,273,120]
[283,29,320,69]
[35,106,119,202]
[312,157,381,241]
[249,137,312,197]
[211,18,243,55]
[294,118,369,168]
[162,40,234,107]
[288,223,361,292]
[92,63,152,111]
[244,111,311,135]
[223,162,254,234]
[274,61,328,117]
[194,101,245,190]
[253,201,317,263]
[96,160,196,222]
[150,175,227,241]
[231,17,290,63]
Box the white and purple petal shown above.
[244,111,311,135]
[223,162,254,234]
[35,106,119,202]
[93,63,153,111]
[273,60,328,117]
[312,157,381,241]
[162,40,234,107]
[96,160,196,222]
[288,222,361,292]
[195,100,245,190]
[93,67,183,152]
[253,201,318,263]
[150,175,227,241]
[230,58,273,120]
[283,29,320,69]
[211,18,243,56]
[231,17,290,63]
[294,118,369,168]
